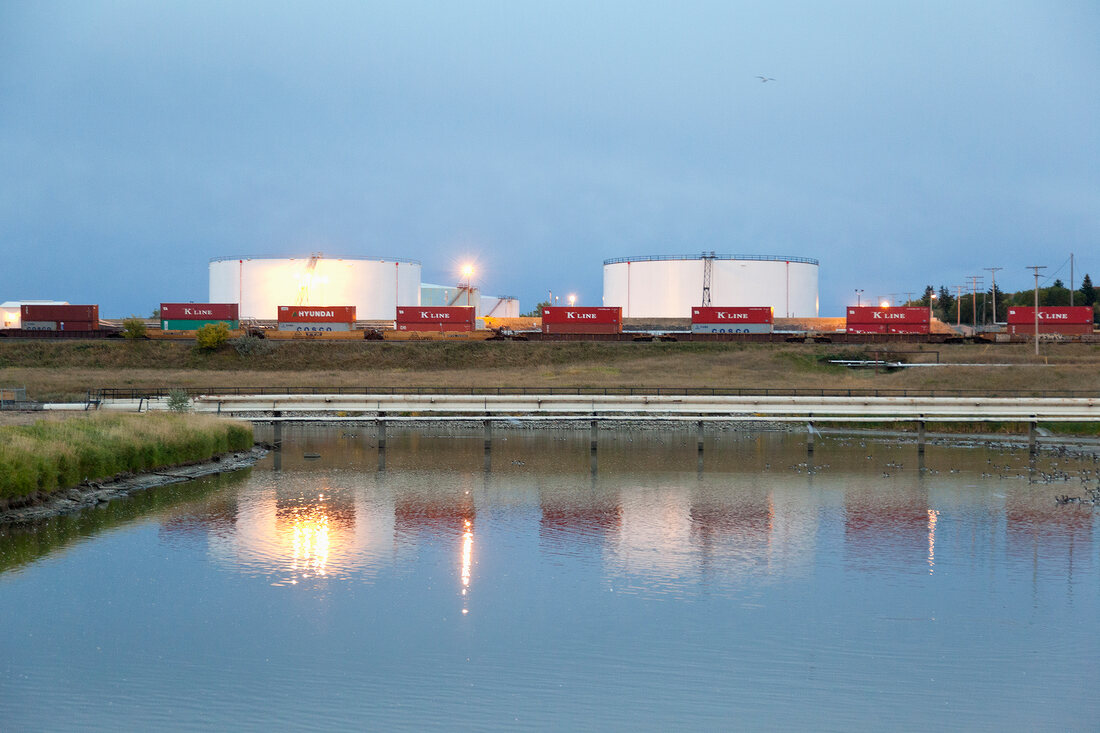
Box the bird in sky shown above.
[756,76,776,82]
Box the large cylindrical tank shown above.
[209,256,421,320]
[602,254,819,318]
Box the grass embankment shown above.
[2,340,1100,400]
[0,413,253,502]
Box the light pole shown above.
[461,265,475,306]
[929,292,937,328]
[855,289,864,306]
[568,294,576,307]
[1027,265,1046,356]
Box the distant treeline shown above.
[907,276,1098,326]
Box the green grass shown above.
[0,413,253,500]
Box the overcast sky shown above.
[2,1,1097,316]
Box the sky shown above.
[1,0,1098,316]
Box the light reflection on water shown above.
[1,426,1098,732]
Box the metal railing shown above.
[602,253,819,266]
[96,386,1100,401]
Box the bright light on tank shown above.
[568,294,576,306]
[461,264,474,279]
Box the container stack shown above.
[396,306,476,332]
[277,306,356,332]
[20,304,99,331]
[541,307,623,334]
[1006,306,1094,335]
[691,307,773,334]
[160,303,239,331]
[845,307,930,335]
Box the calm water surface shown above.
[2,427,1098,732]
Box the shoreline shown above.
[0,445,268,525]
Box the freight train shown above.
[1,303,1096,344]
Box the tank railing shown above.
[208,254,422,265]
[96,386,1100,401]
[602,254,820,266]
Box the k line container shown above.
[396,323,474,332]
[160,303,239,320]
[1007,323,1093,336]
[21,304,99,322]
[691,323,774,334]
[277,322,353,332]
[1006,306,1093,325]
[542,307,622,326]
[542,323,623,335]
[845,324,888,334]
[691,307,773,324]
[887,325,930,335]
[277,306,356,323]
[846,307,930,325]
[161,319,241,331]
[396,306,476,325]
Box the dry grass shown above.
[2,340,1099,400]
[0,412,253,499]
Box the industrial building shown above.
[209,255,421,320]
[602,254,819,319]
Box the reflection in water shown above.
[289,504,331,579]
[927,508,939,574]
[461,518,473,615]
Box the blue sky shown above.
[2,1,1097,316]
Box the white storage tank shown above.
[603,254,819,318]
[209,255,421,320]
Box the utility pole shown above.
[984,267,1003,324]
[955,284,964,327]
[1027,265,1046,356]
[968,275,982,327]
[1070,253,1075,306]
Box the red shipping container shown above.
[396,323,474,332]
[277,305,356,323]
[1005,306,1092,325]
[846,307,929,325]
[888,325,930,335]
[21,304,99,322]
[160,303,239,320]
[541,307,622,325]
[845,324,888,334]
[691,306,773,324]
[1007,323,1093,336]
[60,321,97,331]
[542,323,622,335]
[396,306,476,325]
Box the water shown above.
[2,427,1098,732]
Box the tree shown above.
[194,322,230,350]
[1079,274,1096,306]
[937,285,955,320]
[987,283,1007,323]
[919,285,934,308]
[522,300,551,318]
[121,316,147,339]
[1044,281,1071,306]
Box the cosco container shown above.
[846,306,929,325]
[20,304,99,322]
[691,307,773,324]
[160,303,239,320]
[276,322,353,332]
[277,305,356,323]
[21,321,59,331]
[1005,306,1093,325]
[396,306,476,325]
[161,319,241,331]
[690,323,773,334]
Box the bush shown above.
[230,334,275,356]
[194,322,230,350]
[167,389,191,413]
[121,316,147,339]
